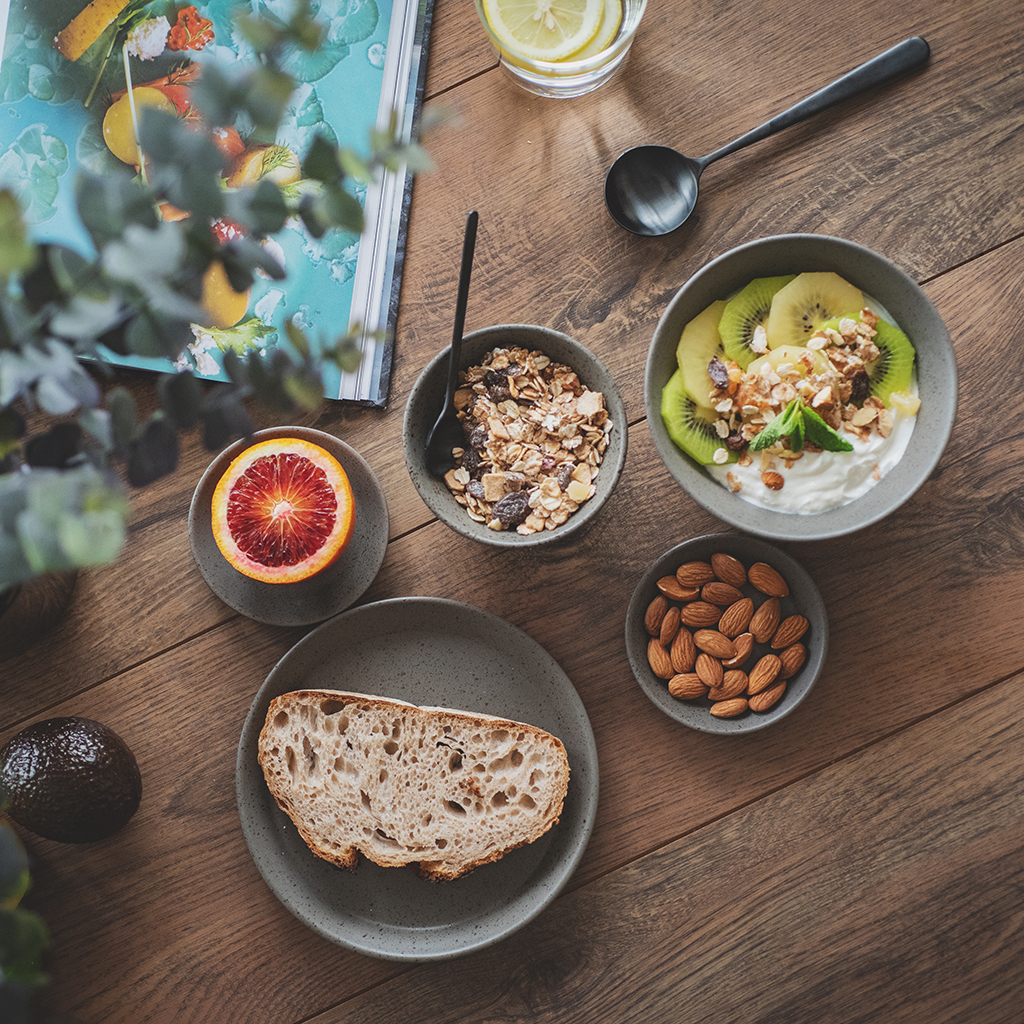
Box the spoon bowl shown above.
[605,36,930,236]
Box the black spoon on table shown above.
[604,35,930,236]
[425,209,479,478]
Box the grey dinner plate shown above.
[236,597,599,961]
[188,426,388,626]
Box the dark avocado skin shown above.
[0,717,142,843]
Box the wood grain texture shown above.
[304,676,1024,1024]
[3,1,1023,1021]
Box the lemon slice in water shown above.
[571,0,622,59]
[483,0,605,62]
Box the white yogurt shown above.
[708,402,917,513]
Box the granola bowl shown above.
[404,324,627,547]
[625,533,828,734]
[646,234,957,541]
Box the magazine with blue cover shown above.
[0,0,432,405]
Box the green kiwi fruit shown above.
[676,299,727,410]
[821,315,916,404]
[718,275,795,369]
[766,272,863,349]
[661,369,733,466]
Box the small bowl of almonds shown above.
[625,534,828,733]
[404,324,627,547]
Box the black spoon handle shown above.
[700,36,930,169]
[444,210,479,404]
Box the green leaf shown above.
[302,136,343,185]
[158,372,204,431]
[126,416,178,486]
[749,399,800,452]
[802,404,854,452]
[0,191,36,278]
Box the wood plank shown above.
[306,675,1024,1024]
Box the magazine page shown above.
[0,0,431,406]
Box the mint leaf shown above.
[802,405,854,452]
[749,398,801,452]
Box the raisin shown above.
[482,368,509,388]
[467,480,485,500]
[707,357,730,390]
[462,448,484,475]
[849,370,871,406]
[468,424,488,449]
[556,463,574,491]
[540,456,558,472]
[493,491,531,527]
[725,432,748,452]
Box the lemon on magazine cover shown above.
[483,0,605,62]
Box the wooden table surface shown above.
[4,0,1023,1021]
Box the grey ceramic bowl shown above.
[645,234,957,541]
[625,534,828,734]
[404,324,627,547]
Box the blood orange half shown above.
[211,437,355,584]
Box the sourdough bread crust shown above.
[257,690,570,882]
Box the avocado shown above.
[0,717,142,844]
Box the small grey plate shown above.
[236,597,599,961]
[188,426,389,627]
[625,534,828,734]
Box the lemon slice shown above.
[571,0,622,59]
[483,0,605,62]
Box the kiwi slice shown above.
[676,299,727,410]
[822,315,916,404]
[766,272,864,349]
[661,369,733,466]
[718,276,795,369]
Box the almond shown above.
[718,597,754,638]
[680,601,721,628]
[711,552,747,589]
[771,614,809,649]
[701,581,745,607]
[749,596,781,643]
[657,576,700,602]
[692,629,736,660]
[747,653,782,695]
[723,632,754,668]
[668,673,707,700]
[778,642,807,679]
[645,594,669,635]
[747,562,789,598]
[676,560,716,588]
[748,681,786,713]
[708,669,747,701]
[647,637,675,679]
[659,605,681,647]
[670,627,697,673]
[710,697,748,719]
[695,651,724,688]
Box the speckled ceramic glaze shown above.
[626,534,828,734]
[188,427,388,627]
[404,324,627,547]
[646,235,958,541]
[236,597,599,960]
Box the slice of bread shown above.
[54,0,132,61]
[257,690,571,882]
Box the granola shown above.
[707,308,906,478]
[441,346,612,534]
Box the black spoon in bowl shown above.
[604,36,930,236]
[425,209,479,478]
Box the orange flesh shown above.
[226,453,338,568]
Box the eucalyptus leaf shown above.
[104,386,138,453]
[126,416,179,486]
[158,371,204,430]
[0,190,35,277]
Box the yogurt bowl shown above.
[645,234,957,541]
